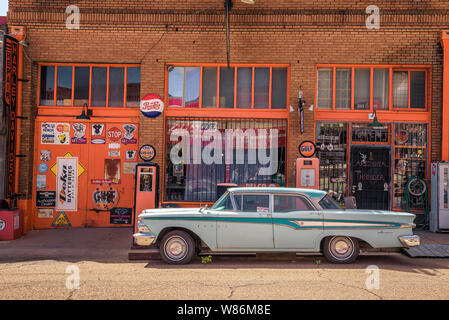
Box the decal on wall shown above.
[40,150,51,162]
[123,162,137,175]
[121,124,137,145]
[52,212,71,227]
[105,159,121,181]
[110,207,132,225]
[38,163,49,174]
[140,93,164,118]
[139,144,156,162]
[91,179,120,185]
[50,152,86,177]
[107,126,123,142]
[36,175,46,189]
[41,123,70,145]
[91,123,106,144]
[56,157,78,211]
[108,150,120,157]
[92,184,120,211]
[37,208,54,219]
[36,191,56,207]
[125,150,137,161]
[108,143,120,149]
[71,123,87,144]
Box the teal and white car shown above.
[133,187,420,264]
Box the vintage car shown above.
[133,187,420,264]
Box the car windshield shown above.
[318,194,342,210]
[211,191,234,211]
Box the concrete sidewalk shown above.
[0,228,448,263]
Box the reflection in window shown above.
[91,67,107,107]
[354,69,370,110]
[185,67,200,108]
[56,66,72,106]
[373,69,389,110]
[40,66,55,106]
[202,67,217,108]
[336,68,351,109]
[108,67,124,107]
[274,195,313,212]
[168,67,184,107]
[254,67,269,109]
[410,71,426,109]
[393,71,408,108]
[235,194,269,212]
[317,68,332,109]
[271,68,287,109]
[237,67,252,109]
[219,67,235,108]
[126,67,141,107]
[74,67,90,107]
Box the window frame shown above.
[315,64,430,112]
[37,63,141,109]
[165,63,290,116]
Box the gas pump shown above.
[133,162,159,236]
[296,141,320,189]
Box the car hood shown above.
[139,207,202,218]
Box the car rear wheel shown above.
[323,236,359,264]
[160,230,195,264]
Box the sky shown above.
[0,0,8,16]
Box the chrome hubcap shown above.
[334,240,350,255]
[165,236,188,261]
[329,236,354,260]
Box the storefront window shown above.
[393,71,408,108]
[126,67,141,107]
[219,67,235,108]
[351,123,389,143]
[354,69,370,110]
[56,66,73,106]
[335,68,351,109]
[91,67,107,107]
[254,67,269,109]
[373,68,389,110]
[108,67,124,107]
[237,67,252,108]
[165,118,287,202]
[202,67,218,108]
[393,123,427,209]
[168,66,184,107]
[316,122,348,203]
[40,66,55,106]
[271,68,287,109]
[317,68,332,109]
[74,66,90,107]
[185,67,200,108]
[410,71,426,109]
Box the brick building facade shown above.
[4,0,449,231]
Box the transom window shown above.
[39,63,141,108]
[167,64,289,109]
[316,65,429,111]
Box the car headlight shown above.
[138,220,151,233]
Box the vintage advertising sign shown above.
[52,212,71,227]
[107,126,122,142]
[4,35,19,198]
[37,208,54,219]
[121,124,137,145]
[91,123,106,144]
[298,141,317,158]
[110,207,132,225]
[92,184,119,211]
[140,94,164,118]
[139,144,156,162]
[56,157,78,211]
[41,123,70,144]
[71,123,87,144]
[36,191,56,207]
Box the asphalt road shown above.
[0,228,448,300]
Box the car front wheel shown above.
[160,230,195,264]
[323,236,359,264]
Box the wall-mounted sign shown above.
[139,144,156,162]
[92,184,120,211]
[40,150,52,162]
[110,207,132,225]
[71,123,87,144]
[36,175,46,189]
[37,208,54,219]
[56,157,78,211]
[91,123,106,144]
[36,191,56,207]
[107,126,123,142]
[38,163,49,174]
[140,94,164,118]
[52,212,71,227]
[41,123,70,144]
[121,124,137,145]
[298,141,317,158]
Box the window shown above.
[234,194,270,212]
[165,117,287,202]
[318,195,342,209]
[38,64,141,108]
[211,192,234,211]
[317,66,428,111]
[274,195,314,212]
[166,64,289,109]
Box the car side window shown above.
[212,193,234,211]
[234,194,270,213]
[274,195,314,213]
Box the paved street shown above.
[0,228,448,300]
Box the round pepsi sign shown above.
[140,94,164,118]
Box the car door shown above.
[216,193,274,249]
[272,194,323,249]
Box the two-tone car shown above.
[133,187,420,264]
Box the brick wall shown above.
[7,1,449,200]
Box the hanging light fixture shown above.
[369,110,383,127]
[76,103,90,120]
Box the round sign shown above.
[92,184,120,211]
[140,94,164,118]
[139,144,156,162]
[107,127,123,142]
[298,141,317,158]
[38,163,49,174]
[0,220,5,231]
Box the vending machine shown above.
[430,162,449,232]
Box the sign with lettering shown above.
[56,157,78,211]
[298,141,317,158]
[36,191,56,207]
[110,207,132,225]
[140,94,164,118]
[4,35,19,198]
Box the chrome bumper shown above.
[399,235,420,247]
[133,233,156,246]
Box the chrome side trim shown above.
[398,223,416,229]
[133,233,156,246]
[399,235,420,247]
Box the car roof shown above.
[227,187,327,198]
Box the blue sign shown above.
[38,163,49,174]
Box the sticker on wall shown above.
[105,159,120,181]
[121,124,137,145]
[71,123,87,144]
[107,126,123,143]
[92,184,120,211]
[40,150,51,162]
[91,123,106,144]
[125,150,137,161]
[41,123,70,145]
[139,144,156,162]
[108,150,120,157]
[140,93,164,118]
[123,162,137,175]
[36,175,46,189]
[50,152,86,177]
[108,143,121,149]
[52,212,71,227]
[110,207,132,225]
[37,208,54,219]
[38,163,49,174]
[56,157,78,212]
[298,141,316,158]
[36,191,56,207]
[91,179,120,185]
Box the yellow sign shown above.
[52,212,71,227]
[50,152,86,176]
